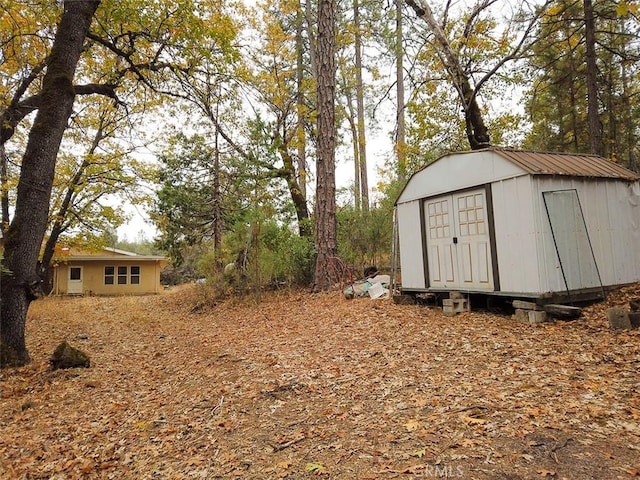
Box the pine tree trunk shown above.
[213,121,222,254]
[296,1,308,201]
[354,0,369,211]
[395,0,407,181]
[583,0,602,156]
[343,87,361,209]
[1,0,100,368]
[277,139,312,237]
[313,0,337,291]
[306,0,317,80]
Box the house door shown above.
[424,188,494,291]
[67,266,83,294]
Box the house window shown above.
[118,266,128,284]
[70,267,82,281]
[104,266,115,285]
[131,266,140,285]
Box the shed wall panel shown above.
[397,200,426,289]
[532,177,640,291]
[490,176,542,294]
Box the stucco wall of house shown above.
[54,259,165,295]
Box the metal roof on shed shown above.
[490,148,639,180]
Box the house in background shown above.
[52,247,168,296]
[395,148,640,303]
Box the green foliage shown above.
[152,133,236,263]
[160,243,209,285]
[220,217,315,289]
[115,237,163,255]
[522,0,640,169]
[337,204,393,276]
[402,0,529,153]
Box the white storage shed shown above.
[395,149,640,302]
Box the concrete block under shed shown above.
[543,304,582,320]
[528,310,548,323]
[607,306,632,330]
[512,300,542,311]
[441,295,469,315]
[514,309,529,323]
[514,308,548,323]
[443,305,457,317]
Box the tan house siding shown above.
[53,248,167,296]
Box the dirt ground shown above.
[1,284,639,479]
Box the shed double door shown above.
[424,188,494,291]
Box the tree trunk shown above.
[296,0,308,201]
[0,143,8,233]
[342,82,361,209]
[213,119,222,255]
[213,98,222,255]
[313,0,337,291]
[306,0,317,81]
[395,0,407,181]
[354,0,369,212]
[622,55,636,171]
[41,124,106,293]
[583,0,602,156]
[1,0,101,368]
[338,68,360,209]
[568,49,580,151]
[276,136,312,237]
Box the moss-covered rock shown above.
[50,341,90,369]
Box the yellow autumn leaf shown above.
[305,462,327,474]
[404,419,421,431]
[411,448,427,458]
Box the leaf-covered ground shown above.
[1,284,639,479]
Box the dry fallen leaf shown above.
[404,419,421,431]
[537,469,557,477]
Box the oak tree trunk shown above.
[0,0,100,367]
[406,0,490,150]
